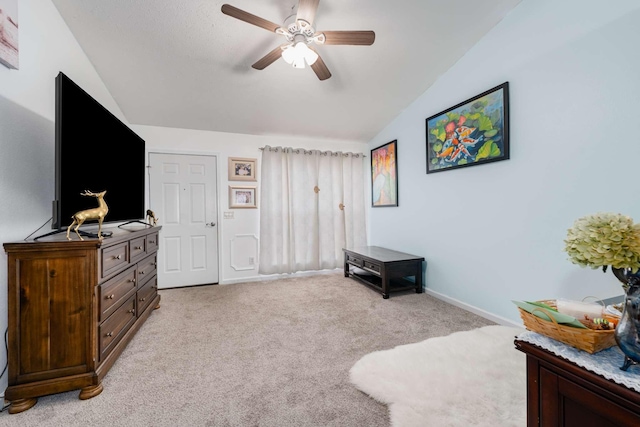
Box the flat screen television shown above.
[52,72,146,231]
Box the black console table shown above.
[343,246,424,299]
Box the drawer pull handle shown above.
[106,332,113,337]
[139,270,145,275]
[153,262,157,267]
[139,297,146,302]
[134,246,143,250]
[149,240,156,244]
[128,309,135,314]
[113,254,122,260]
[129,278,136,283]
[106,294,115,299]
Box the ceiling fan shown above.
[221,0,375,81]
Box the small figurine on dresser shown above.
[66,190,109,240]
[146,209,158,226]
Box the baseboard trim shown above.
[220,269,342,285]
[424,288,523,328]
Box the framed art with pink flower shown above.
[426,82,509,174]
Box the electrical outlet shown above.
[249,257,255,265]
[224,211,234,219]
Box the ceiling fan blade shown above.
[308,47,331,81]
[296,0,320,25]
[252,45,286,70]
[221,4,281,32]
[320,31,375,45]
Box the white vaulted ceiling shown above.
[51,0,521,142]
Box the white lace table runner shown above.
[517,331,640,393]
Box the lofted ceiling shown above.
[51,0,521,143]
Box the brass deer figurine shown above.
[66,190,109,241]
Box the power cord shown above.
[0,328,7,380]
[0,328,8,412]
[24,217,53,241]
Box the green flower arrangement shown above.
[564,212,640,274]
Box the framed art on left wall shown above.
[371,140,398,207]
[0,0,19,69]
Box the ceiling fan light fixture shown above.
[281,42,318,68]
[222,2,376,80]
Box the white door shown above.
[148,153,219,288]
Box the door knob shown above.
[206,222,216,227]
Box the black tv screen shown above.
[53,72,145,230]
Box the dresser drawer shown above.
[146,232,159,253]
[137,254,157,288]
[99,295,136,360]
[137,277,157,316]
[137,276,158,316]
[98,265,137,322]
[346,253,363,267]
[101,242,129,279]
[362,260,381,276]
[130,236,147,262]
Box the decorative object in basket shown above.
[564,212,640,369]
[514,300,617,354]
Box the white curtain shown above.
[259,146,367,274]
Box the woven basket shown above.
[518,300,617,354]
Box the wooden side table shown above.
[515,339,640,426]
[343,246,424,298]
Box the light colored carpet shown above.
[0,272,495,426]
[350,325,526,427]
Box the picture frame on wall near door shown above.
[229,185,257,209]
[228,157,257,181]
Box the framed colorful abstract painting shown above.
[426,82,509,174]
[371,140,398,207]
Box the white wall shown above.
[0,0,131,393]
[367,0,640,324]
[133,125,366,284]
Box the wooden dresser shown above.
[515,339,640,426]
[3,226,161,414]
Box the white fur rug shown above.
[349,325,526,427]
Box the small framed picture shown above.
[229,186,257,209]
[228,157,257,181]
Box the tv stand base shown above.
[34,227,112,241]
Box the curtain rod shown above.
[259,146,366,158]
